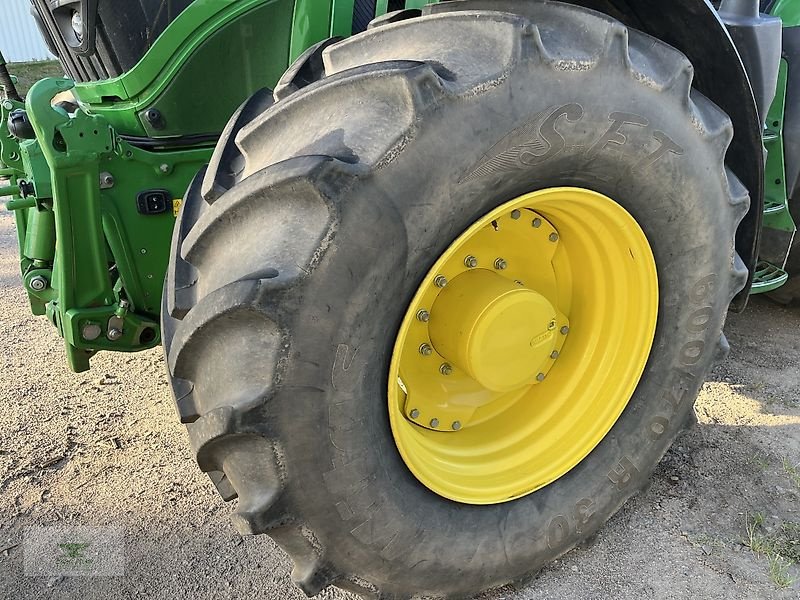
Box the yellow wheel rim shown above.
[388,188,658,504]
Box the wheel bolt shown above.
[511,209,521,220]
[99,172,114,188]
[494,258,507,270]
[464,255,478,268]
[419,343,433,356]
[537,373,546,382]
[452,421,462,431]
[434,275,448,288]
[440,363,453,376]
[416,309,430,322]
[81,323,101,341]
[560,325,570,335]
[430,418,440,428]
[532,218,542,228]
[29,276,47,291]
[550,350,560,359]
[410,408,420,419]
[549,232,559,242]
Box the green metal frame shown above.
[1,0,439,371]
[5,77,212,371]
[19,0,796,368]
[771,0,800,27]
[749,1,800,294]
[762,59,792,234]
[752,58,793,294]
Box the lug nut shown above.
[419,343,433,356]
[452,421,462,431]
[549,232,559,242]
[494,258,507,270]
[99,172,114,189]
[536,372,546,382]
[532,218,542,228]
[511,209,521,220]
[81,323,102,341]
[440,363,453,376]
[410,408,420,419]
[560,325,570,335]
[29,276,47,291]
[434,275,448,288]
[550,350,560,359]
[430,418,440,428]
[416,309,430,322]
[464,255,478,268]
[107,328,123,341]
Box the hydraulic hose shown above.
[0,51,22,102]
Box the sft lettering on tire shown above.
[461,104,684,183]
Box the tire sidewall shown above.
[273,64,734,594]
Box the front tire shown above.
[163,3,749,598]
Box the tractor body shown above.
[4,2,800,598]
[0,0,794,371]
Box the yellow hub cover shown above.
[387,188,658,504]
[429,269,558,392]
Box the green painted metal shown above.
[750,2,800,295]
[762,60,795,232]
[3,76,212,370]
[0,98,24,172]
[14,0,790,369]
[771,0,800,27]
[750,260,790,293]
[375,0,390,16]
[1,0,306,371]
[290,0,334,62]
[73,0,294,137]
[332,0,357,37]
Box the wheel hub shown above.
[429,269,560,392]
[388,188,658,504]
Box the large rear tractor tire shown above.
[162,2,749,598]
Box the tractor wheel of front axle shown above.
[162,2,749,597]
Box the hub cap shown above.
[388,188,658,504]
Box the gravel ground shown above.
[1,203,799,599]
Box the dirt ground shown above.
[0,200,799,600]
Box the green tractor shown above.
[1,0,798,596]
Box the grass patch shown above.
[783,458,800,489]
[6,61,64,96]
[743,512,799,589]
[748,453,770,471]
[769,554,795,588]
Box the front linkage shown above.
[1,69,210,372]
[0,0,374,372]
